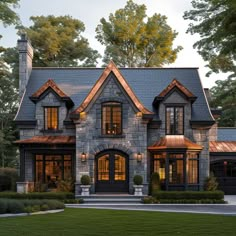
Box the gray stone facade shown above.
[75,74,149,194]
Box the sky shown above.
[0,0,228,88]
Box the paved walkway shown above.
[66,195,236,215]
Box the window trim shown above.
[101,102,122,136]
[165,106,184,135]
[44,107,59,130]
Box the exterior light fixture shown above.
[81,152,87,162]
[137,152,142,162]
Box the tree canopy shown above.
[0,0,20,27]
[184,0,236,77]
[96,0,182,67]
[20,15,100,67]
[210,78,236,127]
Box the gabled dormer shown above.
[30,79,74,132]
[152,79,197,136]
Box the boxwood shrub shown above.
[0,199,64,214]
[151,190,224,200]
[0,192,74,200]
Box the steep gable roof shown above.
[71,61,153,115]
[29,79,74,106]
[153,79,197,105]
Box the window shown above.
[187,153,199,184]
[166,107,184,135]
[169,154,184,184]
[35,155,72,188]
[153,153,166,181]
[102,102,122,135]
[44,107,58,130]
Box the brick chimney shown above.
[18,34,34,99]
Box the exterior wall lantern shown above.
[81,152,87,162]
[137,152,142,162]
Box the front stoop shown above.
[75,194,145,204]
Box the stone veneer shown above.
[75,73,148,195]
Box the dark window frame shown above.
[44,107,59,130]
[101,102,122,135]
[34,154,73,185]
[165,106,184,135]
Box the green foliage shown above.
[210,78,236,126]
[0,191,74,200]
[0,57,18,168]
[142,196,159,204]
[20,15,100,67]
[151,190,224,200]
[0,168,18,191]
[184,0,236,77]
[204,172,219,191]
[0,199,64,214]
[133,175,143,185]
[149,172,161,194]
[32,182,48,192]
[0,0,20,27]
[96,0,182,67]
[80,175,91,185]
[64,198,84,204]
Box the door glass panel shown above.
[98,155,109,180]
[64,155,72,179]
[114,154,126,180]
[169,159,184,184]
[45,155,62,188]
[35,155,43,182]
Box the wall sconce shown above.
[81,152,87,162]
[137,152,142,162]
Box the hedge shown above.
[0,199,64,214]
[0,168,18,191]
[152,190,224,200]
[0,192,74,200]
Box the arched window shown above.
[102,102,122,135]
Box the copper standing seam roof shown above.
[71,61,153,115]
[157,79,196,99]
[15,136,76,144]
[148,135,203,151]
[209,141,236,153]
[30,79,69,98]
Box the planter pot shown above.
[133,185,143,196]
[81,185,91,196]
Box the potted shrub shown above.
[133,175,143,196]
[80,175,91,196]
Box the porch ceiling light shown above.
[81,152,87,162]
[137,152,142,162]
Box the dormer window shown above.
[102,102,122,135]
[44,107,58,130]
[166,107,184,135]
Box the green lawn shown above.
[0,208,235,236]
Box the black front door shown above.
[95,151,129,192]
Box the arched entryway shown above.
[95,150,129,193]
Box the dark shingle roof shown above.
[15,67,214,122]
[218,128,236,141]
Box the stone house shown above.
[15,36,216,196]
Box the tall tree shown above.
[184,0,236,77]
[0,56,18,167]
[210,78,236,127]
[96,0,182,67]
[20,15,100,67]
[0,0,20,27]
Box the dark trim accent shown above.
[69,113,80,120]
[98,134,126,139]
[190,120,215,126]
[14,120,37,126]
[142,113,154,120]
[19,148,25,181]
[210,152,236,156]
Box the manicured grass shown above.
[0,208,236,236]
